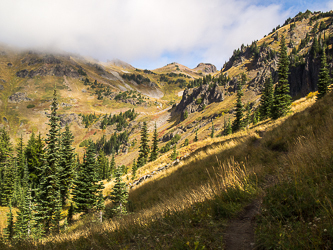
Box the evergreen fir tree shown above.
[259,76,274,120]
[59,124,75,206]
[0,128,14,206]
[25,132,44,193]
[170,144,178,160]
[211,121,215,138]
[226,118,232,135]
[137,121,149,168]
[149,122,159,162]
[131,159,137,180]
[16,134,25,181]
[4,203,14,240]
[109,154,116,180]
[14,187,33,239]
[97,150,109,180]
[35,88,61,235]
[311,36,320,58]
[110,167,128,216]
[194,129,198,142]
[72,143,103,214]
[232,82,245,132]
[317,47,331,99]
[272,35,291,119]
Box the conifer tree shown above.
[131,159,137,180]
[170,144,178,160]
[15,187,33,239]
[211,121,215,138]
[16,135,25,181]
[109,154,116,180]
[317,47,331,99]
[59,124,75,206]
[224,118,232,135]
[272,35,291,119]
[232,82,245,132]
[0,128,14,206]
[110,167,128,216]
[4,203,14,240]
[97,150,109,180]
[72,143,103,214]
[194,129,198,142]
[259,76,274,120]
[35,88,61,234]
[25,132,44,193]
[149,122,159,162]
[137,121,149,168]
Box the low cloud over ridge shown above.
[0,0,331,69]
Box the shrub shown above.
[27,104,35,109]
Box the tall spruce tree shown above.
[137,121,149,168]
[97,150,109,180]
[25,132,44,193]
[14,187,33,239]
[211,121,215,138]
[272,35,291,119]
[0,128,14,206]
[232,82,245,132]
[149,122,159,162]
[4,203,14,240]
[317,47,331,99]
[109,154,116,180]
[259,76,274,120]
[16,135,25,181]
[131,159,137,180]
[72,143,103,214]
[59,124,75,206]
[110,166,128,216]
[35,88,61,235]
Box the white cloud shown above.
[0,0,310,69]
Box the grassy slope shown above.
[4,89,333,249]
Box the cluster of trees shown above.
[95,131,129,155]
[79,112,101,128]
[121,73,150,84]
[229,36,292,134]
[160,134,181,153]
[100,109,137,131]
[2,89,131,241]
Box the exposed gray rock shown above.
[175,83,224,119]
[0,85,3,91]
[61,102,72,108]
[16,70,29,78]
[59,113,83,128]
[16,65,80,79]
[7,63,12,67]
[8,92,33,103]
[3,117,8,123]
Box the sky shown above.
[0,0,332,70]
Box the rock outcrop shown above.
[175,84,224,119]
[59,113,83,128]
[16,65,80,78]
[8,92,33,103]
[194,63,217,73]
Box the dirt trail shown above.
[223,198,262,250]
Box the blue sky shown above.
[0,0,332,70]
